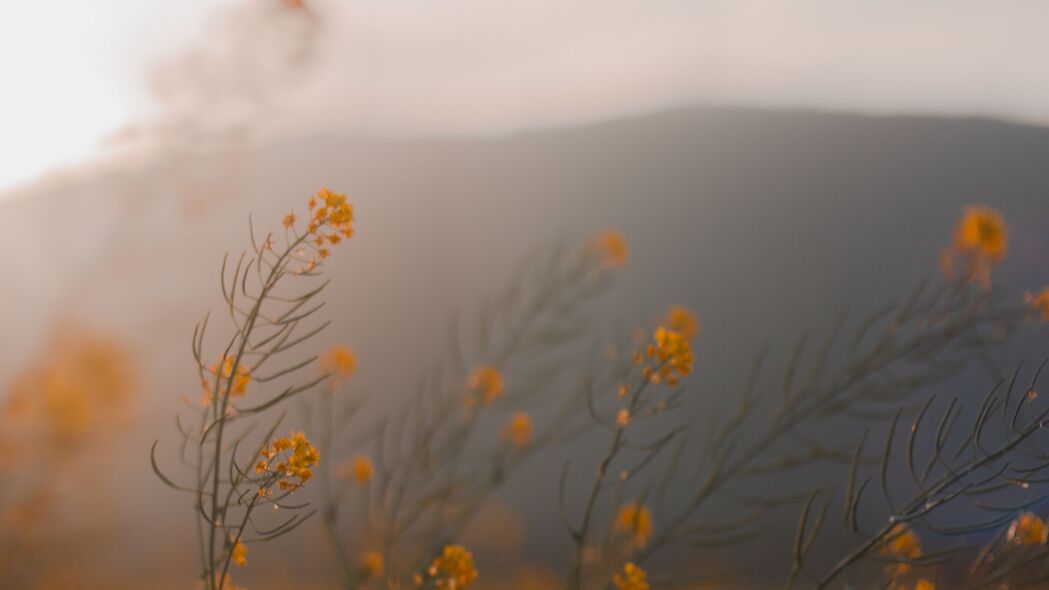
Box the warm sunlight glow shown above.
[0,1,229,194]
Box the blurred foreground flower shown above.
[665,305,699,340]
[428,544,478,589]
[615,503,653,547]
[1025,288,1049,321]
[339,454,373,485]
[502,411,533,449]
[880,523,922,575]
[320,344,357,385]
[466,365,504,406]
[1007,512,1048,546]
[941,204,1008,289]
[360,551,383,578]
[613,562,649,590]
[592,230,629,268]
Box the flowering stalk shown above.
[152,188,354,590]
[565,315,695,590]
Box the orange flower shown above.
[428,545,477,589]
[613,562,648,590]
[502,412,533,448]
[954,205,1007,260]
[320,344,357,383]
[1008,512,1047,546]
[942,205,1009,289]
[665,305,699,340]
[310,187,355,240]
[230,540,248,567]
[615,503,653,546]
[1025,288,1049,321]
[360,551,383,577]
[593,230,629,268]
[652,327,693,380]
[339,454,373,485]
[467,366,504,405]
[880,523,922,575]
[257,431,320,493]
[210,356,250,398]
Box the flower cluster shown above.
[615,503,653,547]
[209,356,251,398]
[880,523,922,575]
[320,344,357,385]
[308,187,355,241]
[230,540,247,567]
[360,551,384,578]
[612,562,649,590]
[941,205,1008,289]
[255,431,320,493]
[652,327,693,380]
[592,230,629,268]
[502,411,533,449]
[1025,288,1049,322]
[465,366,504,406]
[1007,512,1048,546]
[279,188,355,273]
[338,454,373,486]
[665,304,699,340]
[955,205,1008,260]
[630,306,697,387]
[427,544,478,589]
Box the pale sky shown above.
[0,0,1045,193]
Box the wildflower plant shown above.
[555,205,1048,589]
[311,232,629,588]
[141,199,1049,589]
[151,187,354,590]
[785,363,1049,589]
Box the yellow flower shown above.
[502,412,533,448]
[942,205,1009,289]
[467,366,504,405]
[349,454,373,485]
[310,187,355,240]
[283,212,298,229]
[360,551,384,577]
[230,540,248,567]
[593,230,629,268]
[428,545,478,589]
[1025,288,1049,322]
[257,431,320,493]
[954,205,1007,260]
[1008,512,1047,546]
[665,305,699,340]
[210,356,250,398]
[615,503,653,547]
[880,523,921,575]
[914,580,936,590]
[616,408,630,428]
[320,344,357,382]
[613,562,649,590]
[652,327,693,381]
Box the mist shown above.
[3,2,1049,589]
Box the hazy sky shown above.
[0,0,1045,192]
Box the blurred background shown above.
[3,1,1049,588]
